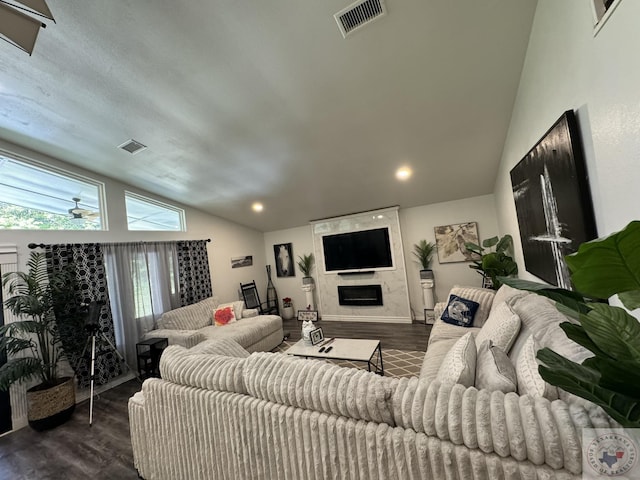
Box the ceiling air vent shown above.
[118,139,147,155]
[334,0,386,38]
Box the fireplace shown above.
[338,285,383,306]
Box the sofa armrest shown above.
[434,302,446,320]
[242,308,259,318]
[145,329,205,349]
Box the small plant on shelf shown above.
[296,254,315,284]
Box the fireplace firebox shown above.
[338,285,383,306]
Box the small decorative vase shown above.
[282,305,294,320]
[301,320,315,344]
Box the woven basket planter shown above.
[27,376,75,431]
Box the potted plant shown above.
[465,234,518,289]
[297,253,315,285]
[501,221,640,427]
[0,251,77,430]
[412,240,435,279]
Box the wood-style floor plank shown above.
[0,320,430,479]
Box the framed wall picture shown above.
[309,327,324,346]
[297,310,318,322]
[434,222,482,264]
[230,255,253,268]
[273,243,295,277]
[510,110,597,288]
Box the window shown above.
[593,0,623,33]
[0,153,105,230]
[125,192,185,231]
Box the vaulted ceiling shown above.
[0,0,538,231]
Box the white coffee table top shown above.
[285,338,380,362]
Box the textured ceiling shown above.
[0,0,538,232]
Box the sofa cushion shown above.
[156,297,217,330]
[216,300,245,320]
[491,283,528,312]
[515,335,558,400]
[189,338,250,357]
[436,332,476,387]
[509,293,591,365]
[214,304,237,326]
[445,286,496,327]
[420,337,458,382]
[199,315,282,349]
[475,340,517,393]
[428,318,482,347]
[475,301,521,353]
[441,294,479,327]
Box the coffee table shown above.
[285,338,384,375]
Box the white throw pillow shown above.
[475,340,517,393]
[475,302,521,353]
[436,332,477,387]
[515,335,558,400]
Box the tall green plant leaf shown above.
[537,348,640,428]
[0,357,43,391]
[582,357,640,398]
[559,322,607,357]
[579,303,640,363]
[565,221,640,309]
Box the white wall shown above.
[400,194,499,319]
[0,139,267,302]
[264,195,498,321]
[263,225,315,313]
[494,0,640,281]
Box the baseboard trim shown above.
[321,315,411,324]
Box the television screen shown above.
[322,228,393,272]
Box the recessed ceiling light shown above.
[396,166,412,181]
[252,202,264,212]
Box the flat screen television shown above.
[322,227,393,273]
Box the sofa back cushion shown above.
[157,297,218,330]
[243,352,396,426]
[445,286,496,327]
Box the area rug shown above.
[273,341,424,379]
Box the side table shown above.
[136,337,168,379]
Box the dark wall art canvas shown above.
[273,243,295,277]
[510,110,597,288]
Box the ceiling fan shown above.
[68,197,99,220]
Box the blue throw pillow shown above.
[441,294,480,327]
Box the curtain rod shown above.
[28,239,211,249]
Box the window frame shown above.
[0,149,108,231]
[124,191,186,232]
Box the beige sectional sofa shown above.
[144,297,283,353]
[129,285,617,479]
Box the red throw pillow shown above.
[214,306,236,326]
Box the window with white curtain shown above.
[104,243,181,367]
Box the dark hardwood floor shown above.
[282,317,431,351]
[0,320,430,479]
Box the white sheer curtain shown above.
[104,242,180,367]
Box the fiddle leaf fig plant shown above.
[501,220,640,428]
[465,234,517,289]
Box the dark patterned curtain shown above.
[45,244,123,388]
[177,240,212,306]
